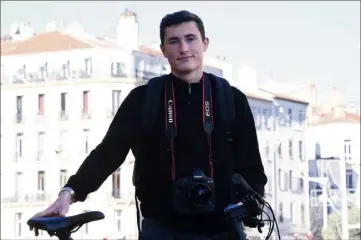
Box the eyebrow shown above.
[167,34,197,42]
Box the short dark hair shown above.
[159,10,205,45]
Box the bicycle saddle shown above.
[27,211,104,232]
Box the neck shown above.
[171,67,203,83]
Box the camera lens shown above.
[189,184,211,206]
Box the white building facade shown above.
[271,96,310,239]
[0,12,235,240]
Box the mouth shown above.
[177,56,193,61]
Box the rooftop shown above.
[0,31,123,56]
[310,109,360,125]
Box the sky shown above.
[1,1,360,105]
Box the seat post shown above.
[55,230,73,240]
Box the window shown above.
[300,203,305,225]
[15,213,22,236]
[344,139,351,161]
[279,202,283,222]
[85,57,92,75]
[289,170,293,190]
[57,130,68,153]
[263,108,271,129]
[277,143,282,159]
[61,61,70,78]
[15,172,23,198]
[83,129,90,154]
[16,96,23,122]
[346,169,353,189]
[114,210,122,232]
[38,171,45,192]
[290,202,296,224]
[82,91,89,115]
[60,92,67,111]
[111,62,126,77]
[279,170,288,191]
[15,133,23,161]
[288,139,293,159]
[298,110,303,126]
[278,169,282,189]
[38,94,45,115]
[112,168,121,198]
[60,93,68,120]
[112,90,122,114]
[256,108,261,129]
[40,62,48,80]
[287,108,292,126]
[60,170,68,189]
[265,140,270,160]
[37,132,45,160]
[298,140,303,160]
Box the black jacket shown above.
[65,72,267,235]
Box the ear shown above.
[203,37,209,52]
[160,44,167,58]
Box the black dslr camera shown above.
[171,168,215,215]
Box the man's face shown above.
[161,21,209,74]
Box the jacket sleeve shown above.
[64,87,141,202]
[231,87,268,198]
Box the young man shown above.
[31,10,267,239]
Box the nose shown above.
[179,40,189,54]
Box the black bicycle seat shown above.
[27,211,104,232]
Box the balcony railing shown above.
[60,110,68,121]
[15,112,23,124]
[36,150,44,161]
[112,189,121,199]
[2,192,53,203]
[81,110,91,120]
[14,152,23,162]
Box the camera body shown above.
[171,168,215,215]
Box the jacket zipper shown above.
[188,84,191,104]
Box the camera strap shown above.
[165,74,214,180]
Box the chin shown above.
[176,64,199,73]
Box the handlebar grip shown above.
[230,218,247,240]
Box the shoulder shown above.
[205,72,248,103]
[124,74,168,104]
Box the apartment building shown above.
[307,107,360,209]
[0,11,235,240]
[0,37,140,240]
[254,88,310,239]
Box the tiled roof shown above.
[138,45,163,57]
[1,31,93,56]
[244,89,274,102]
[310,111,360,125]
[259,89,309,104]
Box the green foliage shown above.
[322,207,360,240]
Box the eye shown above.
[186,36,196,42]
[168,39,178,44]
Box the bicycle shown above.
[27,202,278,240]
[27,211,104,240]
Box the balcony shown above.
[135,69,159,84]
[2,192,53,203]
[81,110,91,120]
[36,150,44,161]
[60,110,68,121]
[112,189,121,199]
[15,112,24,124]
[14,153,23,163]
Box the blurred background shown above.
[0,1,360,240]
